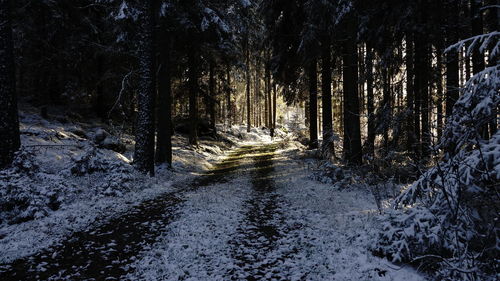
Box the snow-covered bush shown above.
[377,35,499,280]
[0,150,65,224]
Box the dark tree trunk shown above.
[446,0,460,118]
[246,40,251,133]
[382,66,390,151]
[417,5,431,159]
[321,38,334,158]
[226,64,232,127]
[436,48,444,140]
[188,49,199,146]
[419,47,431,158]
[343,16,363,165]
[414,33,424,159]
[266,57,272,130]
[485,0,498,66]
[273,83,277,129]
[0,0,20,168]
[470,0,485,75]
[365,46,375,156]
[308,58,319,149]
[485,0,498,136]
[208,60,217,136]
[264,56,270,128]
[134,0,157,176]
[156,37,172,166]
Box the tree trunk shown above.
[226,64,232,127]
[382,66,390,151]
[266,57,272,130]
[309,58,319,149]
[134,0,156,176]
[366,45,375,156]
[470,0,485,75]
[445,0,459,118]
[414,41,422,158]
[436,47,444,140]
[343,15,363,165]
[264,56,269,128]
[188,49,199,146]
[156,35,172,166]
[0,0,20,168]
[416,2,431,158]
[246,40,251,133]
[485,0,498,136]
[209,60,217,136]
[321,37,334,158]
[273,83,277,129]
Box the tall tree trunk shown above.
[366,45,375,156]
[416,2,431,159]
[226,64,232,127]
[485,0,498,65]
[266,58,272,130]
[446,0,460,118]
[382,66,390,151]
[264,56,269,128]
[471,0,485,75]
[246,41,251,132]
[156,35,172,166]
[134,0,156,175]
[436,47,444,140]
[273,83,277,129]
[471,0,489,139]
[309,58,319,149]
[0,0,20,168]
[255,56,260,128]
[208,60,217,136]
[414,41,423,158]
[188,49,199,146]
[321,37,334,158]
[485,0,498,136]
[343,15,363,165]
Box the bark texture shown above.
[0,0,20,168]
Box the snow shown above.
[1,107,425,280]
[126,145,425,280]
[0,106,273,264]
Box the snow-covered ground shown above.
[0,106,426,280]
[127,145,426,281]
[0,106,277,265]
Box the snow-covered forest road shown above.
[0,143,423,281]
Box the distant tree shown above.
[0,0,20,168]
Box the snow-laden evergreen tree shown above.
[0,0,20,168]
[378,32,500,280]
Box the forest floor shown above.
[0,104,277,267]
[0,105,426,280]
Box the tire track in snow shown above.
[228,144,299,280]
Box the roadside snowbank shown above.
[0,106,277,264]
